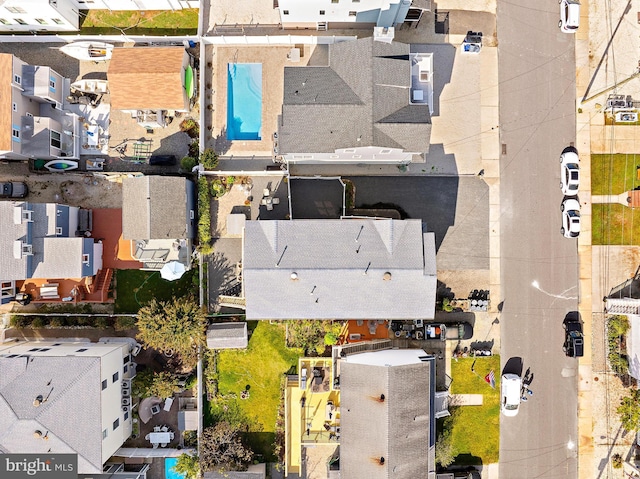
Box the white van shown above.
[501,373,522,416]
[559,0,580,33]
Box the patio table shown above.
[148,432,171,444]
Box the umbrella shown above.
[160,261,186,281]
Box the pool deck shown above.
[205,44,320,158]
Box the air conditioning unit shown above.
[121,397,131,407]
[121,378,131,389]
[122,404,129,412]
[122,388,130,398]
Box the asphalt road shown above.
[498,1,580,477]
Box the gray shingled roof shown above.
[0,202,28,280]
[122,176,189,240]
[243,219,436,320]
[31,237,87,279]
[0,355,103,473]
[279,37,431,156]
[340,350,434,479]
[206,323,248,349]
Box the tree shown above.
[181,156,198,172]
[617,388,640,432]
[136,297,207,368]
[132,369,180,399]
[173,453,200,479]
[200,421,253,473]
[287,320,343,355]
[435,428,456,468]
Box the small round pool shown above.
[165,458,186,479]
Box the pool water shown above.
[165,458,185,479]
[227,63,263,141]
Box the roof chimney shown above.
[290,272,298,280]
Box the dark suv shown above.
[563,312,584,358]
[0,181,28,198]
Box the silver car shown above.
[561,198,581,238]
[560,149,579,196]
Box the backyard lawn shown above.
[80,9,198,35]
[448,356,501,465]
[206,321,302,461]
[114,269,199,313]
[591,153,640,195]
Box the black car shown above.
[148,155,177,166]
[563,312,584,357]
[0,181,28,198]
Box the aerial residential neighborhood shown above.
[0,1,639,479]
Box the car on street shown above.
[563,313,584,358]
[561,198,581,238]
[0,181,28,198]
[501,373,522,417]
[560,148,579,196]
[423,322,474,341]
[559,0,580,33]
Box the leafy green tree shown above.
[132,369,180,399]
[617,388,640,432]
[200,421,253,473]
[136,297,207,368]
[609,315,630,337]
[173,453,200,479]
[287,320,342,355]
[181,156,198,172]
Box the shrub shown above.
[181,156,198,172]
[10,316,31,328]
[49,317,66,328]
[211,179,225,198]
[198,177,213,254]
[115,316,136,331]
[180,118,200,138]
[612,453,623,469]
[188,140,200,158]
[225,176,236,187]
[31,317,46,329]
[95,317,110,329]
[200,148,219,170]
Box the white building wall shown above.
[0,0,78,32]
[277,0,409,27]
[75,0,198,10]
[283,146,415,164]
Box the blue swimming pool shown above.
[165,458,185,479]
[227,63,263,141]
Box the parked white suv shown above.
[559,0,580,33]
[561,198,581,238]
[501,373,522,417]
[560,148,580,196]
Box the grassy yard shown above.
[591,154,640,195]
[114,269,199,313]
[206,322,302,460]
[448,356,501,465]
[592,203,640,245]
[79,9,198,35]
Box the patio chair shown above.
[152,443,159,449]
[161,426,169,432]
[263,188,270,197]
[272,197,280,205]
[145,434,151,441]
[160,443,168,448]
[169,432,175,440]
[266,202,273,211]
[153,426,161,432]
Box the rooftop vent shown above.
[33,430,42,438]
[33,395,43,407]
[383,272,392,281]
[291,272,298,280]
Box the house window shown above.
[82,254,90,263]
[331,0,339,3]
[123,364,128,374]
[26,112,33,118]
[36,19,47,25]
[319,10,325,15]
[15,19,27,25]
[29,348,41,352]
[0,19,9,24]
[102,429,108,439]
[352,0,360,2]
[52,18,64,25]
[112,371,119,383]
[12,103,16,112]
[124,411,129,421]
[76,348,87,352]
[113,418,119,430]
[39,348,50,352]
[55,227,62,235]
[11,127,20,142]
[348,11,357,16]
[380,149,391,154]
[50,131,61,149]
[49,78,56,92]
[6,6,26,13]
[101,379,107,390]
[283,10,289,14]
[13,74,20,85]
